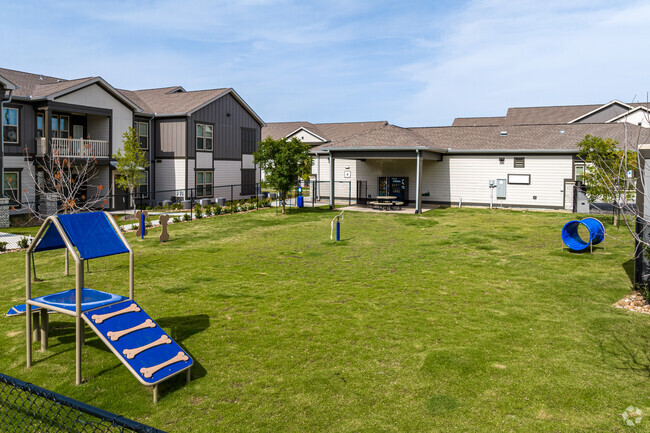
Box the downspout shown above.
[148,117,153,203]
[1,88,14,198]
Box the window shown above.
[51,115,70,138]
[137,171,149,198]
[3,107,18,143]
[3,171,20,205]
[575,165,585,182]
[241,127,257,154]
[136,121,148,149]
[196,124,213,151]
[36,114,44,138]
[514,157,525,168]
[195,170,213,197]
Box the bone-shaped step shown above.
[107,319,155,341]
[91,303,140,324]
[140,351,189,378]
[123,335,172,359]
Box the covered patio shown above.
[316,125,445,214]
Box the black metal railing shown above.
[0,373,164,432]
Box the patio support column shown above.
[415,150,422,214]
[317,154,321,201]
[329,154,335,210]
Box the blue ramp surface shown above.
[83,300,192,386]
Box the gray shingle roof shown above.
[122,87,231,115]
[411,123,650,152]
[262,121,387,143]
[315,123,433,152]
[452,116,505,126]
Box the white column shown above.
[317,154,321,201]
[329,154,335,210]
[415,150,422,214]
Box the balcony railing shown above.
[37,137,110,158]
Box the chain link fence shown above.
[0,373,164,433]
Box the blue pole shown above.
[140,212,145,239]
[336,220,340,241]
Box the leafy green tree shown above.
[254,136,312,214]
[577,134,636,225]
[113,127,149,212]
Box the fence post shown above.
[349,181,351,206]
[230,185,234,214]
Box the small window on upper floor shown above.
[196,124,213,151]
[514,157,525,168]
[3,107,18,143]
[136,122,148,150]
[575,165,585,182]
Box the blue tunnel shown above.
[561,217,605,251]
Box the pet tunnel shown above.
[561,217,605,252]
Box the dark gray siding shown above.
[190,93,262,160]
[4,101,35,156]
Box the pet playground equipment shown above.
[330,211,344,241]
[10,211,191,403]
[561,217,606,253]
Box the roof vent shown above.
[500,131,507,136]
[39,74,43,81]
[560,130,565,134]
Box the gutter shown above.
[322,146,579,155]
[1,88,15,198]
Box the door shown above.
[357,180,367,205]
[113,173,129,210]
[73,125,84,139]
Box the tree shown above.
[113,127,149,212]
[253,136,312,214]
[577,134,637,226]
[24,145,106,216]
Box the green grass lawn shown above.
[0,207,648,432]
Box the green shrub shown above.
[183,213,191,222]
[213,204,221,215]
[203,204,213,217]
[194,204,203,219]
[172,216,181,223]
[145,219,153,228]
[18,237,30,249]
[0,242,6,252]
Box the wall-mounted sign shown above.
[507,174,531,185]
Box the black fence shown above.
[0,373,164,433]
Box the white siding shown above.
[242,154,255,169]
[55,84,133,153]
[4,156,34,203]
[214,160,241,199]
[288,130,325,144]
[155,160,186,194]
[312,156,357,199]
[317,154,573,208]
[615,110,650,128]
[196,151,212,169]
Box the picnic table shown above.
[369,196,404,211]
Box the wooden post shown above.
[186,368,191,383]
[65,249,69,276]
[329,154,335,210]
[26,252,32,369]
[32,312,40,343]
[40,309,49,351]
[153,384,159,404]
[75,260,84,385]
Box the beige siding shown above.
[196,151,212,169]
[318,154,573,208]
[4,156,34,203]
[288,130,325,144]
[155,159,186,193]
[160,121,187,156]
[312,157,357,198]
[55,84,133,153]
[87,114,109,141]
[214,160,241,198]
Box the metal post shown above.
[26,252,32,368]
[317,154,321,202]
[140,211,145,240]
[75,260,84,385]
[32,312,40,342]
[231,185,234,214]
[153,385,158,404]
[349,181,351,206]
[336,220,340,241]
[415,150,422,214]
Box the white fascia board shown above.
[568,100,634,124]
[286,127,328,142]
[605,106,650,123]
[0,74,17,90]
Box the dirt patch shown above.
[614,291,650,315]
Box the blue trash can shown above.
[297,196,304,208]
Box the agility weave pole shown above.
[330,211,345,241]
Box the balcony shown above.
[37,138,110,158]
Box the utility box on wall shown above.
[496,179,506,199]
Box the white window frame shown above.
[3,107,19,144]
[137,171,149,198]
[195,170,213,197]
[136,121,148,150]
[196,124,213,151]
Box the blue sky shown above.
[2,0,650,126]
